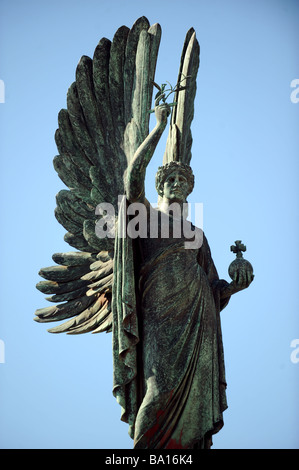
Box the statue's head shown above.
[155,161,194,202]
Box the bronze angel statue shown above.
[35,17,254,449]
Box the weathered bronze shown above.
[34,17,254,449]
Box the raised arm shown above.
[126,104,170,203]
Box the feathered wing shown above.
[163,29,200,166]
[34,17,161,334]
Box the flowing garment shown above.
[112,199,231,449]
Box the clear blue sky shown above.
[0,0,298,449]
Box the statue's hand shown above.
[230,265,254,293]
[155,103,171,125]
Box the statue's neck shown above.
[158,198,188,219]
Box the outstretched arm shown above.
[126,104,170,203]
[218,271,254,300]
[199,234,254,312]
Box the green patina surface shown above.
[35,16,254,449]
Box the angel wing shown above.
[34,16,161,334]
[163,28,200,165]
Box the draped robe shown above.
[112,198,231,449]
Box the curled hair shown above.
[155,161,195,197]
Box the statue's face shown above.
[162,170,189,202]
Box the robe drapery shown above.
[112,198,231,449]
